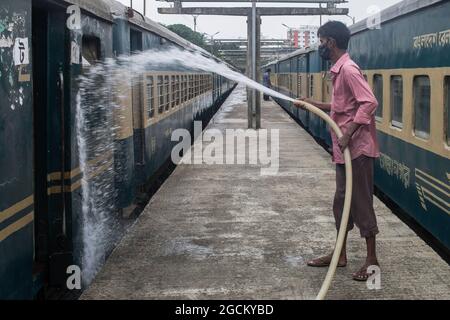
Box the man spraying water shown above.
[294,21,380,282]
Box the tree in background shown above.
[164,23,240,64]
[165,24,208,50]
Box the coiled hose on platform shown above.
[296,101,353,300]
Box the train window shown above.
[298,75,302,97]
[157,76,164,114]
[445,77,450,145]
[189,75,194,99]
[82,35,101,65]
[201,75,204,93]
[176,75,181,106]
[413,76,431,139]
[196,75,200,95]
[146,76,155,118]
[180,75,184,103]
[198,75,200,95]
[197,75,199,93]
[130,29,142,54]
[288,74,292,92]
[164,75,170,111]
[373,74,383,121]
[184,75,188,102]
[390,76,403,128]
[171,75,176,108]
[309,75,314,98]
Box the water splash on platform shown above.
[76,47,295,288]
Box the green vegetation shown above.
[166,24,208,50]
[164,23,240,62]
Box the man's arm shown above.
[293,97,331,111]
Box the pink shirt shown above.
[330,53,380,164]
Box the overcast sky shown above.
[117,0,403,39]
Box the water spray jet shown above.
[76,47,352,299]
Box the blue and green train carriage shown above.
[0,0,234,299]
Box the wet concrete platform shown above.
[82,85,450,300]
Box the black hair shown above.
[317,21,351,50]
[266,68,271,72]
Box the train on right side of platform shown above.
[266,0,450,251]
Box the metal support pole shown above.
[247,2,261,129]
[255,15,261,129]
[247,14,253,128]
[251,1,256,129]
[193,15,198,32]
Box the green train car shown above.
[269,0,450,252]
[0,0,234,299]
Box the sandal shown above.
[307,255,347,268]
[352,264,379,281]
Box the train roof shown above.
[264,45,319,66]
[63,0,237,70]
[349,0,445,35]
[64,0,114,22]
[264,0,447,67]
[103,0,212,55]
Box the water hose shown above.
[296,101,353,300]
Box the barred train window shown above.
[390,76,403,128]
[189,75,193,99]
[445,77,450,145]
[176,75,180,106]
[298,75,302,97]
[373,74,383,120]
[197,75,200,95]
[157,76,164,114]
[309,75,314,98]
[196,75,200,95]
[289,74,292,92]
[413,76,431,139]
[171,76,176,108]
[194,75,198,96]
[146,76,154,118]
[184,75,188,101]
[181,75,185,102]
[164,75,170,111]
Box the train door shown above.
[130,29,146,166]
[32,0,72,288]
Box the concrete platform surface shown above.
[82,84,450,300]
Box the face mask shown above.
[319,41,331,61]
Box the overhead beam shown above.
[158,7,349,16]
[220,48,296,52]
[210,39,286,41]
[157,0,347,3]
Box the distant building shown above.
[287,25,319,49]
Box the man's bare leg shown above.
[352,236,379,280]
[307,232,348,267]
